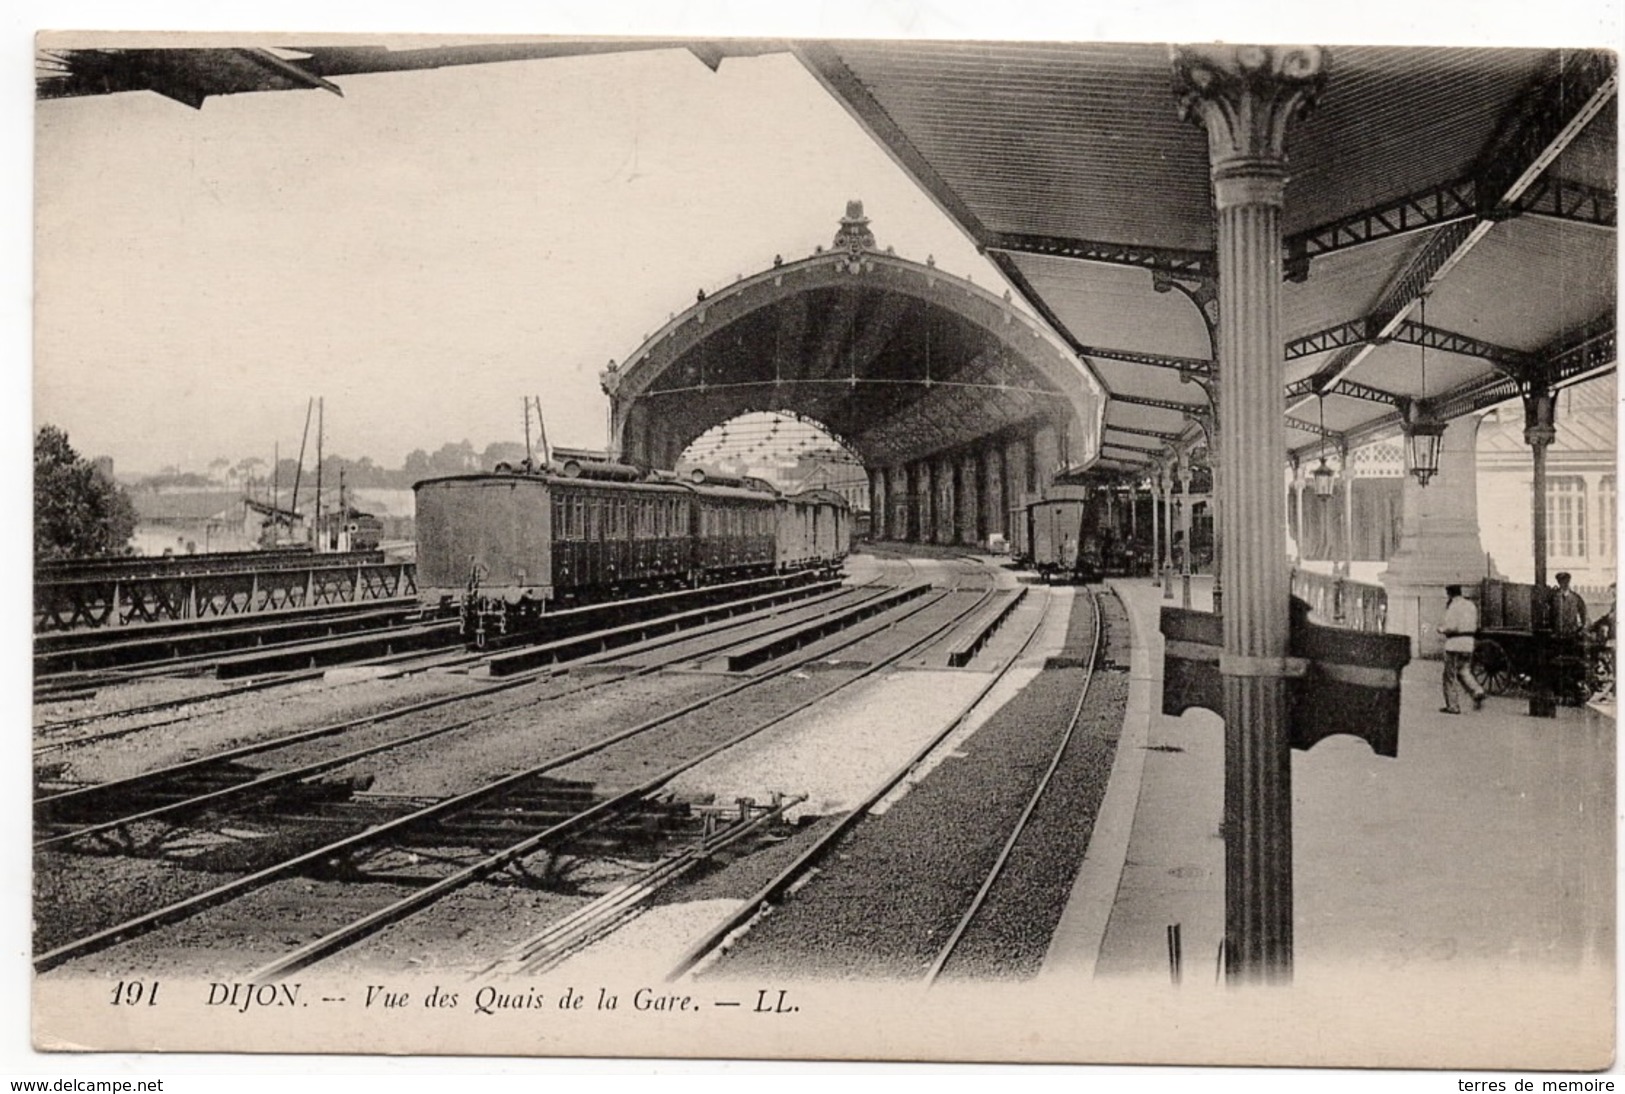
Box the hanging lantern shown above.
[1404,417,1447,486]
[1311,457,1336,499]
[1405,291,1446,487]
[1311,393,1337,499]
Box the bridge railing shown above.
[1291,568,1388,634]
[34,561,417,633]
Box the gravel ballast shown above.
[701,589,1132,982]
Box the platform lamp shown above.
[1311,393,1336,500]
[1402,294,1447,487]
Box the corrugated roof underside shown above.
[1552,97,1618,191]
[1283,230,1433,341]
[1006,251,1213,359]
[836,40,1215,251]
[1284,46,1547,234]
[1427,215,1617,351]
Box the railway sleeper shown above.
[708,581,933,673]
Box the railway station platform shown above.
[1043,576,1614,995]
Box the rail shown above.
[1291,568,1387,634]
[34,560,416,633]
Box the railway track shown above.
[33,599,427,681]
[663,572,1056,982]
[659,578,1118,981]
[37,559,997,975]
[34,577,882,840]
[33,571,851,750]
[922,586,1106,985]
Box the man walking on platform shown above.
[1440,584,1486,714]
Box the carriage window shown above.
[568,497,584,541]
[609,497,624,538]
[586,497,601,540]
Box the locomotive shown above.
[414,456,850,644]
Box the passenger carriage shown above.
[414,459,848,644]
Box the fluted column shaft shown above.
[1216,193,1294,983]
[1179,43,1323,985]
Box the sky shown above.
[30,8,1622,479]
[34,44,1002,474]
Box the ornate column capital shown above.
[1173,45,1326,208]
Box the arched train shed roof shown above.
[602,216,1106,472]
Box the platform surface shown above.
[1045,576,1615,997]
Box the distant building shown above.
[1478,374,1616,593]
[789,448,868,511]
[242,498,306,548]
[130,490,254,555]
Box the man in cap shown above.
[1552,572,1590,702]
[1554,572,1588,637]
[1440,583,1486,714]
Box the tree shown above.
[35,426,137,560]
[482,441,529,468]
[430,440,479,475]
[403,449,432,480]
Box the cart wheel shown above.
[1553,654,1592,705]
[1472,639,1512,695]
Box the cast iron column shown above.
[1338,444,1354,622]
[1291,460,1306,565]
[1179,456,1194,609]
[1161,465,1176,600]
[1152,478,1163,586]
[1178,44,1324,983]
[1210,454,1224,616]
[1525,384,1558,718]
[1340,446,1355,576]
